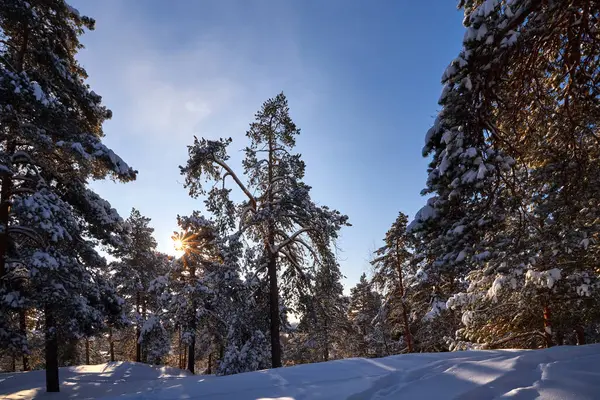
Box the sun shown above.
[172,234,186,257]
[173,238,184,251]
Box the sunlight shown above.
[172,234,186,258]
[173,238,183,251]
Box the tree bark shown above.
[85,338,90,365]
[178,326,182,369]
[141,295,147,363]
[395,244,413,353]
[135,291,141,362]
[267,131,282,368]
[183,343,187,371]
[45,306,59,392]
[187,260,196,374]
[109,326,115,362]
[543,305,554,348]
[323,318,329,362]
[268,251,281,367]
[575,326,585,345]
[19,309,30,371]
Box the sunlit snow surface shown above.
[2,344,600,399]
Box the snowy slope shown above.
[2,345,600,399]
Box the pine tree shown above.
[110,208,165,363]
[180,92,349,368]
[347,274,384,358]
[411,0,600,350]
[0,0,135,391]
[291,252,349,363]
[372,212,413,353]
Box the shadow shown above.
[0,362,191,400]
[346,356,509,400]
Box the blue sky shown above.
[71,0,465,292]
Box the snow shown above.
[30,82,50,106]
[423,300,447,321]
[3,345,600,399]
[526,268,562,289]
[407,198,437,232]
[576,284,590,297]
[453,225,465,235]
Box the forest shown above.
[1,0,599,395]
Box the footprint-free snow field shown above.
[2,344,600,399]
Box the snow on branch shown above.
[272,228,312,255]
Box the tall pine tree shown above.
[372,212,413,353]
[0,0,135,391]
[180,93,348,367]
[411,0,600,350]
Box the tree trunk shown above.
[207,352,212,375]
[19,309,30,371]
[543,305,554,348]
[109,326,115,362]
[141,295,147,363]
[11,355,16,372]
[575,326,585,345]
[45,306,59,392]
[183,343,187,371]
[268,251,281,368]
[382,332,390,356]
[85,338,90,365]
[323,318,329,362]
[267,132,282,368]
[135,291,141,362]
[396,244,413,353]
[178,326,182,369]
[400,304,413,353]
[187,261,196,374]
[187,321,195,374]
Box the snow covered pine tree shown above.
[180,93,349,368]
[347,274,385,357]
[372,212,414,353]
[410,0,600,350]
[110,209,168,363]
[291,248,349,363]
[0,0,135,392]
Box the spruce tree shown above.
[181,92,348,367]
[347,274,383,357]
[110,208,165,363]
[291,251,349,363]
[412,0,600,349]
[372,212,414,353]
[0,0,135,391]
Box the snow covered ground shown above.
[2,344,600,399]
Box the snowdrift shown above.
[2,344,600,399]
